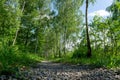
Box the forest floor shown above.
[0,61,120,80]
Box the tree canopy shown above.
[0,0,120,76]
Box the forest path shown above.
[0,60,120,80]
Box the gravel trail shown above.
[0,61,120,80]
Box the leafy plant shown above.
[72,45,87,58]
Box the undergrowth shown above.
[0,44,43,75]
[52,51,120,68]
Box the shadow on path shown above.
[0,61,120,80]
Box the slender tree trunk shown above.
[35,39,38,53]
[103,28,106,54]
[35,27,40,54]
[59,34,62,57]
[114,38,117,55]
[110,32,113,54]
[54,32,58,58]
[95,36,97,51]
[12,29,19,46]
[12,1,25,46]
[24,28,29,46]
[63,26,66,55]
[58,33,61,58]
[85,0,92,57]
[58,41,61,58]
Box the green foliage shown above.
[0,42,43,74]
[0,0,120,75]
[54,51,120,68]
[72,45,87,58]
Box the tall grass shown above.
[0,43,43,75]
[53,51,120,68]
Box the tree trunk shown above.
[54,32,58,58]
[103,28,106,54]
[114,37,117,55]
[110,32,113,54]
[12,1,26,46]
[85,0,92,57]
[58,33,61,58]
[12,29,19,46]
[63,26,66,55]
[35,27,39,54]
[24,28,29,46]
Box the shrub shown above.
[72,45,87,58]
[0,41,42,75]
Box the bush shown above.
[72,46,87,58]
[0,41,42,75]
[56,49,120,68]
[0,42,18,74]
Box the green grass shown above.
[0,43,120,75]
[0,45,43,75]
[52,52,120,68]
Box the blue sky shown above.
[81,0,113,21]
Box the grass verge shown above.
[0,46,43,75]
[52,52,120,68]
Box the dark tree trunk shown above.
[63,26,66,55]
[24,29,29,46]
[85,0,92,57]
[35,28,39,54]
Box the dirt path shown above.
[0,61,120,80]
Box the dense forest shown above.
[0,0,120,79]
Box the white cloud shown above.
[88,10,110,17]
